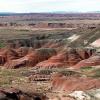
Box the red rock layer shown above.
[4,48,56,68]
[74,55,100,69]
[0,47,96,69]
[36,48,95,68]
[51,74,100,92]
[0,49,19,65]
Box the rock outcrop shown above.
[69,91,91,100]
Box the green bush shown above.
[58,69,80,76]
[0,42,5,48]
[39,69,52,75]
[92,69,100,78]
[81,66,93,71]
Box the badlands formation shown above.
[0,13,100,100]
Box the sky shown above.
[0,0,100,13]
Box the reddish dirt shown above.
[74,55,100,69]
[0,48,19,65]
[51,73,100,92]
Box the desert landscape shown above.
[0,13,100,100]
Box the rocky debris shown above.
[74,55,100,69]
[69,91,91,100]
[51,73,100,92]
[87,89,100,100]
[4,48,56,68]
[0,87,47,100]
[68,89,100,100]
[24,69,52,82]
[28,74,51,81]
[49,96,75,100]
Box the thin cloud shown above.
[0,0,100,12]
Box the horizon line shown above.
[0,11,100,14]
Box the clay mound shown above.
[1,47,96,69]
[36,53,67,68]
[4,57,27,68]
[4,48,56,68]
[0,48,18,60]
[51,74,100,92]
[36,48,89,68]
[74,55,100,69]
[0,48,19,65]
[16,47,34,57]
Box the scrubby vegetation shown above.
[0,42,5,48]
[81,66,93,71]
[38,69,52,75]
[0,68,30,87]
[91,68,100,78]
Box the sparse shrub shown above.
[92,69,100,78]
[36,48,57,57]
[58,70,79,76]
[81,66,93,71]
[17,29,30,32]
[39,69,52,75]
[0,42,5,48]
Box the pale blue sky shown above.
[0,0,100,13]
